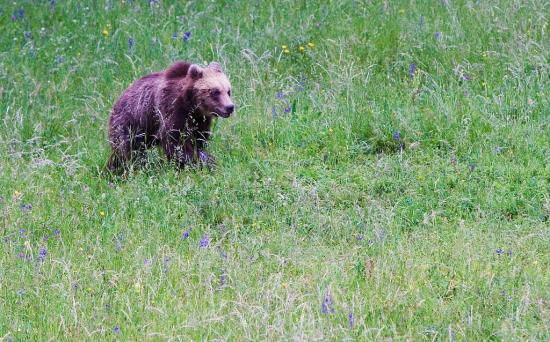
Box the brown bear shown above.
[107,61,234,171]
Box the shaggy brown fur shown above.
[107,61,234,171]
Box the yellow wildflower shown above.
[13,190,22,200]
[328,128,333,133]
[281,45,288,49]
[101,29,109,37]
[298,46,305,52]
[307,42,315,48]
[283,48,290,54]
[100,211,105,217]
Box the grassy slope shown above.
[0,0,549,340]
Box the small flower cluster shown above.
[172,31,192,43]
[393,130,404,154]
[408,63,417,79]
[271,76,306,118]
[199,234,210,249]
[321,290,334,314]
[12,8,25,21]
[128,37,135,51]
[281,42,315,54]
[496,248,512,256]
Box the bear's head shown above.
[189,62,234,118]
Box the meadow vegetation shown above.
[0,0,549,340]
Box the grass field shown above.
[1,0,549,340]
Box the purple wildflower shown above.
[462,74,471,81]
[42,235,49,242]
[283,106,291,113]
[114,324,120,334]
[183,31,192,43]
[321,291,334,314]
[171,32,178,40]
[54,229,61,238]
[182,230,190,239]
[220,273,226,287]
[408,63,416,79]
[128,37,135,49]
[19,228,27,238]
[20,203,32,212]
[13,9,25,20]
[496,248,503,255]
[50,0,56,13]
[271,105,277,118]
[295,76,306,92]
[434,31,441,40]
[357,234,364,241]
[393,131,400,141]
[18,252,27,260]
[348,312,354,328]
[56,56,64,64]
[198,150,208,162]
[507,250,512,256]
[38,246,47,263]
[276,92,285,100]
[494,146,502,154]
[17,289,25,297]
[469,163,475,173]
[115,230,126,252]
[144,258,152,267]
[162,256,171,273]
[24,31,32,40]
[199,234,210,249]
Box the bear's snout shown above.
[217,104,234,118]
[224,104,235,115]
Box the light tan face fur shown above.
[194,63,234,118]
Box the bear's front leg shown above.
[194,123,215,169]
[161,133,195,167]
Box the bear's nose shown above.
[225,105,235,114]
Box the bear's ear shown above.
[188,64,203,80]
[208,62,223,73]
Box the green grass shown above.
[1,0,549,340]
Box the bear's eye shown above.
[211,89,221,97]
[228,89,231,97]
